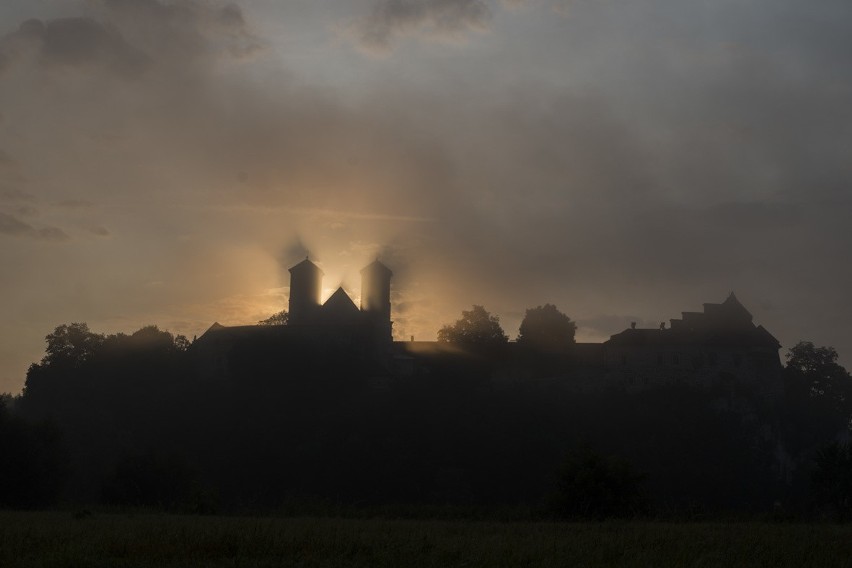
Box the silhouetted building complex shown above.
[601,293,782,393]
[194,259,781,394]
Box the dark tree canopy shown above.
[781,341,852,458]
[786,342,851,399]
[437,305,508,348]
[258,310,289,326]
[40,323,104,368]
[125,325,188,352]
[517,304,577,352]
[785,341,852,424]
[23,323,190,406]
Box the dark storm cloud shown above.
[354,0,492,52]
[0,212,69,241]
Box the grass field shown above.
[1,512,851,567]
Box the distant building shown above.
[193,258,393,380]
[602,293,782,395]
[194,258,782,396]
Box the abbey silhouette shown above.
[192,258,394,380]
[193,258,781,394]
[286,257,392,343]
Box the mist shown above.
[1,0,851,393]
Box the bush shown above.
[102,451,216,513]
[0,394,68,508]
[812,442,852,521]
[550,447,649,519]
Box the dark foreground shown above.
[1,512,851,568]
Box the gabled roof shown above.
[322,287,359,315]
[289,257,324,276]
[755,325,781,348]
[206,322,225,332]
[606,327,668,345]
[360,259,393,277]
[720,291,753,321]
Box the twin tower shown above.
[288,258,393,342]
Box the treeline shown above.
[2,321,852,520]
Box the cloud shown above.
[89,225,111,237]
[0,17,144,76]
[40,18,147,72]
[352,0,492,53]
[1,0,852,393]
[103,0,263,61]
[57,199,94,208]
[0,0,262,78]
[0,188,35,202]
[0,211,31,236]
[36,226,71,242]
[0,212,69,241]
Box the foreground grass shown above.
[1,512,851,568]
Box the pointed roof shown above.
[720,291,752,321]
[196,321,226,341]
[360,259,393,277]
[755,325,781,348]
[289,257,324,276]
[322,286,359,314]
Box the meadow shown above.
[1,512,851,568]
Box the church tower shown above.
[360,260,393,341]
[288,258,323,325]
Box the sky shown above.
[1,0,851,393]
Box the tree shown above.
[517,304,577,352]
[40,323,104,368]
[785,342,852,427]
[786,342,851,402]
[258,310,288,326]
[781,342,852,460]
[174,335,191,352]
[437,305,508,349]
